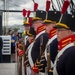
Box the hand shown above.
[11,39,15,43]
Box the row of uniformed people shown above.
[24,10,75,75]
[53,13,75,75]
[25,10,49,75]
[39,11,60,75]
[22,1,57,75]
[22,16,36,75]
[23,10,59,75]
[19,1,75,75]
[23,10,47,75]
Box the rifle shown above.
[37,35,43,70]
[40,35,43,56]
[23,35,28,75]
[47,45,51,72]
[35,35,43,69]
[18,43,24,75]
[18,36,27,75]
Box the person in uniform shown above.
[23,17,31,49]
[22,18,30,37]
[28,10,49,75]
[22,17,33,75]
[25,27,36,75]
[53,13,75,75]
[39,11,61,75]
[16,17,31,75]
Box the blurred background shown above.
[0,0,75,35]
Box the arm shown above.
[65,47,75,75]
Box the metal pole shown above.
[3,0,6,35]
[6,0,9,35]
[6,0,7,35]
[0,12,2,35]
[3,0,5,35]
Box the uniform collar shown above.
[58,34,75,50]
[35,30,46,40]
[36,25,46,34]
[49,28,56,39]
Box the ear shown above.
[68,30,72,35]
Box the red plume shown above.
[29,18,32,26]
[34,3,38,11]
[22,9,27,17]
[46,0,50,11]
[27,10,31,17]
[61,0,70,14]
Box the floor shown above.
[0,63,18,75]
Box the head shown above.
[24,26,30,32]
[28,36,35,43]
[9,30,14,35]
[56,28,73,41]
[44,11,61,34]
[32,10,46,32]
[27,27,36,43]
[46,23,56,33]
[18,33,22,37]
[54,13,75,41]
[33,20,43,32]
[23,19,30,32]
